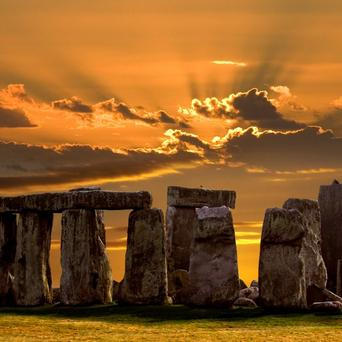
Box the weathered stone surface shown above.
[168,269,190,304]
[112,280,120,302]
[187,206,239,307]
[234,297,258,308]
[337,259,342,297]
[259,208,307,309]
[0,213,16,305]
[0,190,152,213]
[283,199,327,294]
[166,206,197,274]
[318,181,342,292]
[13,211,53,306]
[60,209,112,305]
[167,186,236,209]
[261,208,306,244]
[311,301,342,314]
[119,208,167,305]
[52,288,60,304]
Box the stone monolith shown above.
[283,199,327,297]
[187,206,239,307]
[0,213,17,305]
[259,208,307,309]
[13,211,53,306]
[119,208,167,305]
[60,209,112,305]
[318,181,342,292]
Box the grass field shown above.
[0,304,342,341]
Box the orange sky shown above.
[1,0,342,285]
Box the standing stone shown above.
[187,206,239,307]
[259,208,307,309]
[166,206,197,274]
[60,209,112,305]
[0,213,17,305]
[13,211,53,306]
[318,181,342,292]
[166,186,237,287]
[283,199,327,293]
[119,208,167,305]
[337,259,342,297]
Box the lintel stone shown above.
[167,186,236,209]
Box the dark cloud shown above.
[97,99,190,128]
[0,135,203,191]
[158,111,176,124]
[185,88,306,131]
[1,125,342,191]
[231,88,305,130]
[52,97,93,113]
[0,106,36,128]
[224,126,342,171]
[115,103,158,125]
[312,109,342,137]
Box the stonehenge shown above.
[166,186,236,297]
[187,206,239,307]
[60,209,112,305]
[118,208,167,305]
[0,180,341,312]
[259,199,328,309]
[13,211,53,306]
[0,188,153,306]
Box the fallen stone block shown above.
[168,269,190,304]
[234,297,258,308]
[167,186,236,208]
[60,209,112,305]
[187,206,239,307]
[119,208,167,305]
[311,301,342,314]
[239,287,259,301]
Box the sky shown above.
[1,0,342,285]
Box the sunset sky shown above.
[1,0,342,285]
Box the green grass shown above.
[0,304,342,341]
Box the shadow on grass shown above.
[0,304,264,323]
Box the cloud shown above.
[311,96,342,137]
[332,96,342,109]
[0,106,36,128]
[180,88,306,130]
[218,126,342,172]
[0,130,206,191]
[270,85,307,112]
[52,96,93,113]
[0,84,34,103]
[312,109,342,137]
[2,124,342,192]
[96,98,190,128]
[212,60,247,67]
